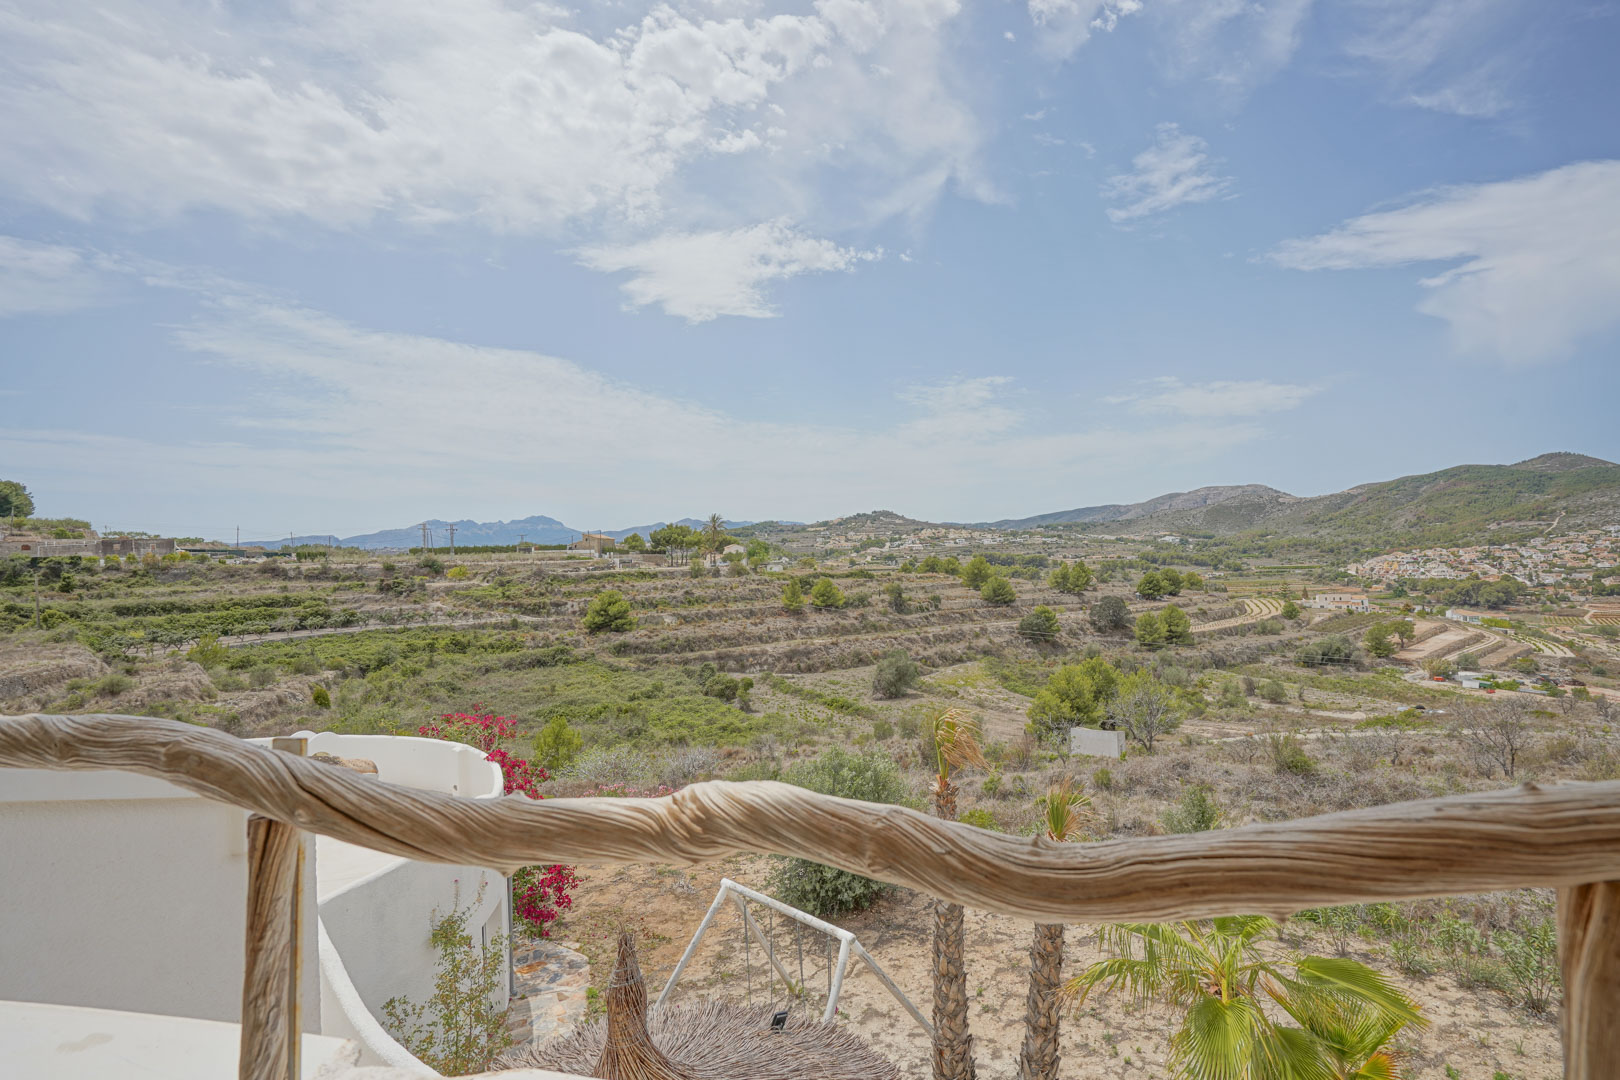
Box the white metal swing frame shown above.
[654,877,932,1034]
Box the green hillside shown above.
[1257,453,1620,549]
[1047,452,1620,553]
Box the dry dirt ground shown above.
[550,855,1561,1080]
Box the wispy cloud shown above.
[1344,0,1526,118]
[576,222,879,322]
[0,302,1282,527]
[1148,0,1314,96]
[1101,124,1233,223]
[1026,0,1141,60]
[1270,160,1620,363]
[0,0,985,318]
[1107,377,1317,417]
[0,236,109,317]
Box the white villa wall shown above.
[292,731,501,798]
[319,850,510,1062]
[0,729,505,1072]
[0,769,318,1028]
[285,732,509,1069]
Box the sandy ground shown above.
[551,856,1561,1080]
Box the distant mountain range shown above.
[976,452,1620,546]
[239,452,1619,551]
[243,517,756,551]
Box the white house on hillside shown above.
[1302,590,1370,613]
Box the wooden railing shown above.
[4,712,1619,1079]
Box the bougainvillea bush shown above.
[419,710,576,938]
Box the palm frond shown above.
[927,706,987,776]
[1251,1023,1335,1080]
[1041,776,1094,842]
[1170,994,1265,1080]
[1287,957,1425,1030]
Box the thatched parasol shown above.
[499,933,900,1080]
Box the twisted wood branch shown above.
[5,712,1620,923]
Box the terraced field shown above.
[1194,596,1282,632]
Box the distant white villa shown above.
[0,730,567,1078]
[1302,590,1370,613]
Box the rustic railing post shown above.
[1558,882,1620,1078]
[239,737,307,1080]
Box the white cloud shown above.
[1147,0,1314,95]
[1343,0,1526,117]
[1026,0,1141,60]
[1270,160,1620,363]
[575,221,878,321]
[1101,124,1233,223]
[0,0,986,315]
[1110,377,1318,417]
[0,302,1282,527]
[0,237,108,317]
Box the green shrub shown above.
[957,807,997,831]
[872,649,919,699]
[1162,784,1221,833]
[767,748,905,917]
[311,684,332,709]
[980,576,1017,605]
[94,672,134,697]
[383,883,513,1074]
[1297,634,1355,669]
[1258,679,1287,703]
[533,716,582,772]
[1267,733,1317,776]
[1092,766,1113,791]
[1018,605,1061,642]
[582,589,635,633]
[188,633,229,668]
[809,578,845,609]
[1496,916,1560,1015]
[871,719,894,741]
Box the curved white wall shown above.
[0,769,318,1028]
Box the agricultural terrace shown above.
[4,541,1619,1078]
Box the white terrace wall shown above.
[286,732,509,1069]
[0,728,503,1068]
[0,766,319,1028]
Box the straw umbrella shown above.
[500,933,899,1080]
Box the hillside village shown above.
[1346,529,1620,592]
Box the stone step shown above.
[505,939,591,1049]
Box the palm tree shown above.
[928,707,986,1080]
[1066,915,1425,1080]
[703,513,727,554]
[1016,779,1093,1080]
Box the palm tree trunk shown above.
[1017,922,1065,1080]
[932,776,975,1080]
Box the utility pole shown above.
[420,523,430,553]
[447,523,456,555]
[235,525,240,550]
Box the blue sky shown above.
[1,0,1617,540]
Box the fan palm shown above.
[1066,915,1425,1080]
[928,707,986,1080]
[1016,778,1094,1080]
